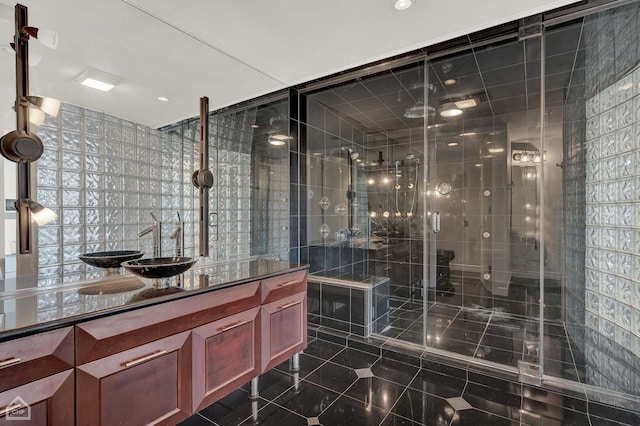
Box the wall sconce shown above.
[17,199,56,225]
[0,4,58,254]
[513,150,544,164]
[14,199,57,257]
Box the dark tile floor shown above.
[376,296,585,382]
[180,337,639,426]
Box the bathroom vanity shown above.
[0,259,308,425]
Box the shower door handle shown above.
[432,211,441,233]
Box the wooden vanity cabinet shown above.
[76,331,191,426]
[191,306,260,412]
[75,281,261,425]
[0,327,74,426]
[261,271,308,372]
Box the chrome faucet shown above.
[170,212,183,257]
[138,212,160,258]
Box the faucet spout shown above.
[139,212,160,258]
[170,212,183,257]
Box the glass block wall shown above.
[35,96,290,285]
[577,2,640,397]
[36,103,197,283]
[584,68,640,391]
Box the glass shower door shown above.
[422,32,545,378]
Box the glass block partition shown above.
[35,96,290,286]
[584,65,640,393]
[36,103,195,283]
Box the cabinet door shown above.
[0,327,73,392]
[192,307,260,412]
[261,291,307,372]
[76,331,191,426]
[0,370,74,426]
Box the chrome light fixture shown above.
[404,100,435,119]
[439,102,463,118]
[17,199,57,225]
[268,134,290,146]
[0,4,60,253]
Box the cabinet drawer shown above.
[0,327,73,392]
[192,307,260,412]
[0,369,74,426]
[76,281,260,364]
[262,270,307,304]
[76,331,191,426]
[261,291,307,372]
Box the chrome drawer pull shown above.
[123,350,167,368]
[219,320,249,332]
[0,357,21,368]
[277,301,298,310]
[277,280,299,288]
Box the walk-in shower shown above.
[299,0,640,409]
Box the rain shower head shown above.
[339,146,359,160]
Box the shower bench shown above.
[307,272,390,336]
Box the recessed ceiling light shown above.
[439,102,463,117]
[268,134,291,146]
[74,69,121,92]
[80,78,115,92]
[444,79,457,86]
[488,147,504,153]
[251,124,259,128]
[394,0,412,11]
[157,96,169,102]
[447,141,459,147]
[460,132,476,136]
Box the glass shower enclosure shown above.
[298,0,640,408]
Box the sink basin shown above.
[79,250,144,269]
[121,257,197,279]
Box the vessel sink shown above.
[79,250,144,269]
[121,257,197,279]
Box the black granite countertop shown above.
[0,258,308,342]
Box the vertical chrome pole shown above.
[193,97,213,257]
[15,4,32,254]
[199,97,209,257]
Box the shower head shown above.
[339,146,359,160]
[406,153,420,164]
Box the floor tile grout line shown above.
[472,310,492,358]
[376,366,422,426]
[560,320,583,385]
[195,412,217,425]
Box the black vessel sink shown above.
[79,250,144,269]
[121,257,197,279]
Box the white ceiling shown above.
[0,0,578,129]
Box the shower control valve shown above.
[192,169,214,189]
